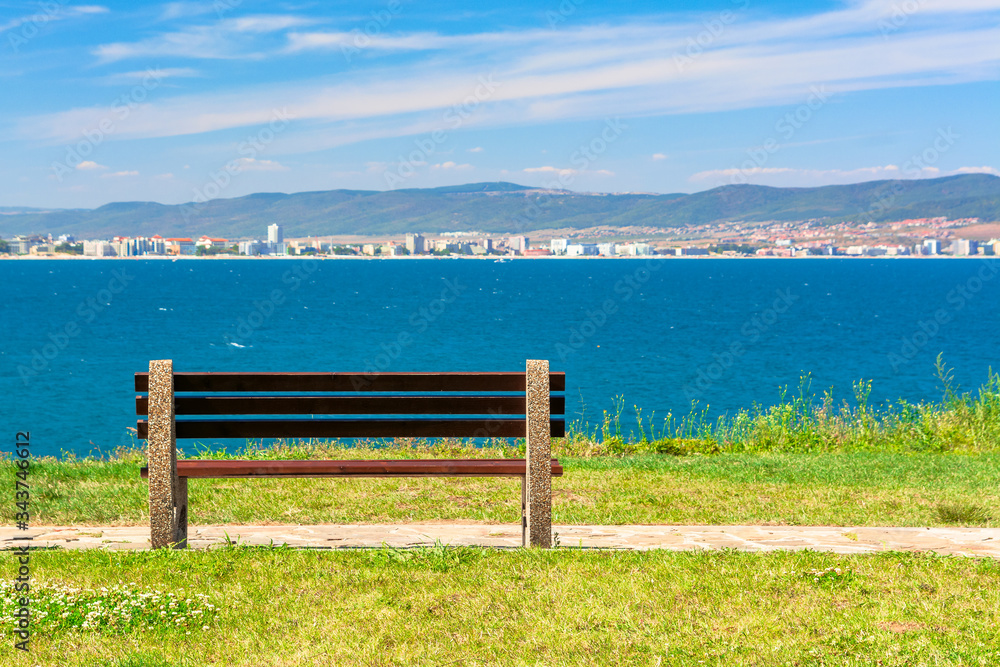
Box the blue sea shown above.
[3,257,999,458]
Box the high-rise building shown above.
[268,224,283,245]
[405,233,425,255]
[267,224,286,255]
[954,239,978,256]
[922,239,941,255]
[550,239,568,255]
[509,236,529,254]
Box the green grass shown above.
[5,366,999,664]
[5,548,1000,665]
[3,361,998,528]
[4,450,1000,528]
[570,360,1000,456]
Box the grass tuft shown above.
[933,502,991,525]
[559,361,1000,456]
[359,541,485,572]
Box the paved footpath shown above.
[3,524,1000,556]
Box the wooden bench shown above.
[136,359,565,549]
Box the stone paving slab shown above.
[3,524,1000,556]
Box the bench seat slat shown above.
[136,395,565,416]
[139,458,563,478]
[136,372,566,393]
[136,418,566,439]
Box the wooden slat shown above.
[136,395,565,417]
[137,418,566,439]
[140,458,563,478]
[135,371,566,393]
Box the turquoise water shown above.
[3,257,998,457]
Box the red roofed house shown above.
[196,235,229,249]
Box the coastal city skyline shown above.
[3,0,1000,209]
[7,218,998,259]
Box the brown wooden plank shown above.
[136,395,565,417]
[136,418,566,439]
[140,458,563,478]
[136,371,565,393]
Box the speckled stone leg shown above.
[521,474,527,546]
[147,360,183,549]
[175,477,188,548]
[525,359,552,548]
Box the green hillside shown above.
[3,175,998,239]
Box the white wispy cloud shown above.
[93,15,315,62]
[159,2,216,21]
[235,157,288,172]
[688,164,1000,187]
[102,170,140,178]
[230,16,316,34]
[524,166,614,177]
[468,147,484,153]
[75,161,107,170]
[954,165,1000,176]
[100,67,200,84]
[652,153,667,160]
[0,4,108,34]
[283,29,543,54]
[23,1,1000,154]
[431,161,473,170]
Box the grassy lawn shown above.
[6,362,997,528]
[5,372,999,665]
[3,450,998,528]
[4,547,1000,666]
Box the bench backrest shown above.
[135,371,566,441]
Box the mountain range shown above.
[3,174,998,240]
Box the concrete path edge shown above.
[3,524,1000,557]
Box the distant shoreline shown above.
[2,254,994,261]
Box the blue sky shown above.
[2,0,999,209]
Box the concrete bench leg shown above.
[521,475,527,546]
[147,359,186,549]
[176,477,188,548]
[524,359,552,548]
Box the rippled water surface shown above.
[3,257,998,457]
